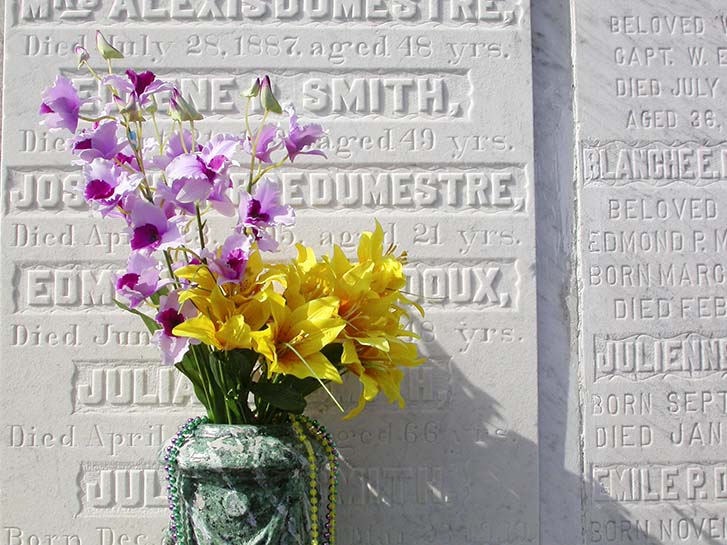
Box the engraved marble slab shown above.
[574,2,727,544]
[1,2,538,543]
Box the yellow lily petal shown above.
[341,340,359,364]
[295,244,317,272]
[173,315,221,349]
[251,328,276,364]
[175,265,216,287]
[330,245,352,275]
[344,373,379,420]
[272,350,343,383]
[288,296,339,330]
[355,336,390,352]
[217,315,252,350]
[294,320,346,357]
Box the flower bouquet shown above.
[40,32,424,545]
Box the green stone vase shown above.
[163,423,313,545]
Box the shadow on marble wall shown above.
[311,330,669,545]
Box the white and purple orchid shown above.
[164,133,240,215]
[243,124,280,164]
[39,75,88,133]
[237,178,294,251]
[283,108,326,162]
[115,252,167,308]
[70,120,126,163]
[81,158,141,216]
[152,129,200,170]
[103,69,171,109]
[127,199,184,252]
[204,233,252,285]
[152,292,198,365]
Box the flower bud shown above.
[96,31,124,60]
[147,96,159,115]
[74,45,90,69]
[169,88,203,122]
[242,77,261,98]
[260,75,282,114]
[116,95,144,123]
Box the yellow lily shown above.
[342,341,423,419]
[254,296,345,383]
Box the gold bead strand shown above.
[291,416,321,545]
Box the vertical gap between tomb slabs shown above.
[567,0,589,543]
[532,0,583,543]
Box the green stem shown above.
[252,157,288,186]
[78,114,116,123]
[190,345,213,420]
[150,105,165,155]
[82,62,103,81]
[178,122,190,154]
[217,357,234,425]
[195,204,206,250]
[244,98,252,137]
[284,343,344,413]
[163,250,180,289]
[247,111,269,192]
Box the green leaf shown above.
[207,350,225,388]
[321,343,344,364]
[227,349,257,387]
[206,351,233,420]
[175,353,210,411]
[113,298,160,333]
[251,382,306,414]
[281,375,320,398]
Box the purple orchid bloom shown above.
[114,146,143,172]
[115,252,167,308]
[70,120,126,163]
[151,130,200,170]
[165,133,240,215]
[237,178,294,251]
[283,108,326,162]
[243,124,280,164]
[127,199,184,253]
[204,234,252,285]
[39,75,88,133]
[81,159,141,217]
[103,69,171,109]
[155,183,196,217]
[152,292,197,365]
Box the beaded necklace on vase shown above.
[163,415,340,545]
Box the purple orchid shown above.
[115,252,167,308]
[152,130,200,170]
[283,108,326,162]
[103,69,171,109]
[113,145,143,172]
[165,133,240,216]
[155,183,196,217]
[39,75,88,133]
[70,120,126,163]
[81,159,141,216]
[152,292,197,365]
[243,124,280,164]
[127,198,184,252]
[204,234,252,285]
[237,178,294,251]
